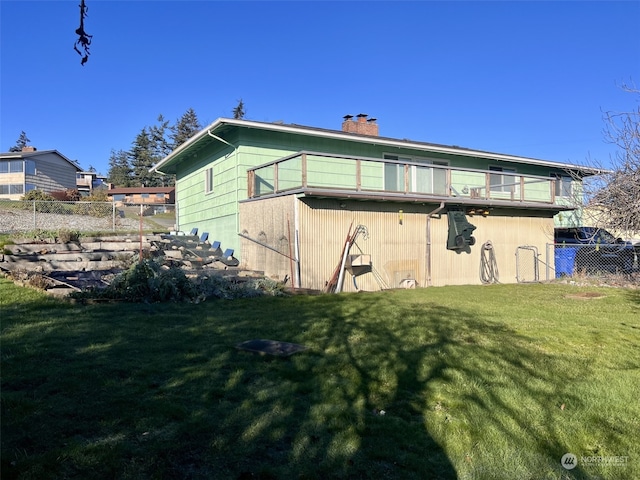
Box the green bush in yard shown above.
[21,189,54,202]
[69,259,288,303]
[71,201,111,217]
[20,189,54,212]
[71,259,196,302]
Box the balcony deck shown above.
[247,151,570,210]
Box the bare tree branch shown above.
[591,82,640,237]
[566,82,640,238]
[74,0,92,65]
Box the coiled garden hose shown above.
[480,240,500,284]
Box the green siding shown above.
[171,124,583,259]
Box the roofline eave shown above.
[151,117,603,176]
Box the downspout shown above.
[207,130,239,234]
[294,197,301,288]
[426,202,446,287]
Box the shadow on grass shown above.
[1,287,599,479]
[624,288,640,308]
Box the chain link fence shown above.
[0,199,176,234]
[515,246,540,283]
[546,242,638,279]
[515,243,639,283]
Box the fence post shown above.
[33,200,36,230]
[112,201,116,231]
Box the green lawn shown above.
[1,279,639,479]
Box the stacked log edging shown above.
[1,234,266,296]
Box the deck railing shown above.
[247,151,559,205]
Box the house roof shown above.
[151,117,604,176]
[0,149,82,171]
[107,187,175,195]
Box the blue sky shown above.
[1,1,639,176]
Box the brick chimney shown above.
[21,146,37,152]
[342,113,379,136]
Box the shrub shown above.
[56,229,80,244]
[86,190,109,202]
[27,273,51,290]
[50,189,82,201]
[21,190,55,211]
[72,259,196,303]
[66,189,81,201]
[21,189,54,201]
[50,190,68,201]
[71,201,111,218]
[70,260,289,303]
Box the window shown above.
[141,193,150,199]
[25,160,36,175]
[384,160,407,192]
[10,184,24,194]
[205,167,214,193]
[25,183,36,192]
[0,160,25,173]
[155,193,165,199]
[384,154,449,194]
[551,174,572,197]
[10,160,23,173]
[113,194,125,201]
[489,166,517,192]
[0,185,7,194]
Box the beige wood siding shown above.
[297,199,428,291]
[428,213,554,286]
[239,195,555,290]
[239,196,297,280]
[298,200,555,290]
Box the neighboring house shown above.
[106,186,175,206]
[151,115,599,290]
[0,147,81,200]
[76,171,108,196]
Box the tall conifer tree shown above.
[107,149,132,187]
[170,108,202,148]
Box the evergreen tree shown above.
[170,108,202,148]
[129,128,162,187]
[9,131,31,152]
[107,149,132,187]
[149,114,173,159]
[232,99,245,119]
